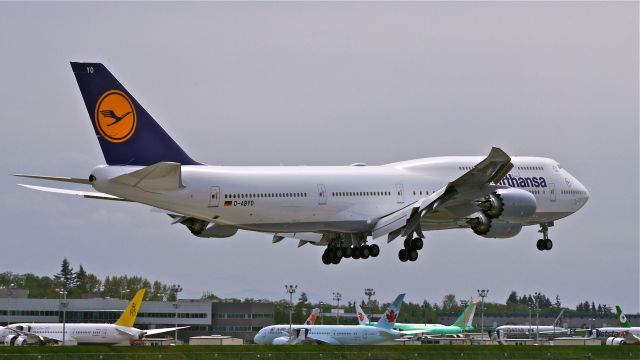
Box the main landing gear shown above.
[398,237,423,262]
[536,223,554,251]
[322,244,380,265]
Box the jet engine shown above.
[4,335,29,346]
[606,337,626,345]
[466,212,492,235]
[477,221,522,239]
[272,336,290,345]
[476,189,537,222]
[179,218,238,238]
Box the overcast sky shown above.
[1,2,638,314]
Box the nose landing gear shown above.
[536,222,554,251]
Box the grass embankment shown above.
[0,345,638,359]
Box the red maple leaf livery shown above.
[358,312,365,321]
[386,309,398,323]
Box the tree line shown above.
[0,258,179,301]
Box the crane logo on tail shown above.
[94,90,137,143]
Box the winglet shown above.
[115,288,146,328]
[375,294,404,330]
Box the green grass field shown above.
[0,345,639,360]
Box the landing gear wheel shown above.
[331,255,341,265]
[398,249,409,262]
[322,252,332,265]
[536,239,544,251]
[408,249,419,262]
[343,247,352,258]
[361,246,370,259]
[544,239,553,251]
[334,248,343,259]
[412,238,424,250]
[352,247,361,259]
[404,237,412,249]
[369,244,380,257]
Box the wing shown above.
[18,184,129,201]
[143,326,190,337]
[305,333,341,345]
[7,327,60,345]
[373,147,512,241]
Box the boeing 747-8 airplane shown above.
[15,63,589,264]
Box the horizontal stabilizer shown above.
[18,184,128,201]
[111,162,183,191]
[12,174,90,184]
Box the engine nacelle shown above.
[4,335,29,346]
[477,189,537,222]
[272,336,290,345]
[477,221,522,238]
[466,212,492,235]
[606,337,626,345]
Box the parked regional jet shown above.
[15,63,589,264]
[254,294,405,345]
[355,300,476,337]
[494,309,568,341]
[0,289,187,346]
[591,305,640,345]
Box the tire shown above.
[369,244,380,257]
[412,238,424,250]
[321,252,332,265]
[331,255,341,265]
[398,249,408,262]
[361,247,370,259]
[408,249,419,262]
[334,248,343,259]
[536,239,544,251]
[544,239,553,251]
[352,247,361,259]
[404,237,412,249]
[343,247,352,258]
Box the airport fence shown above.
[1,352,640,360]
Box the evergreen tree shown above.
[506,291,518,305]
[298,292,308,304]
[53,258,76,290]
[75,265,88,293]
[554,295,561,308]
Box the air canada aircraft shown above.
[14,62,589,264]
[254,294,405,345]
[0,289,187,346]
[355,300,477,337]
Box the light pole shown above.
[285,285,297,333]
[171,284,182,345]
[364,288,375,319]
[121,289,130,300]
[534,292,541,343]
[332,292,342,325]
[528,305,534,340]
[319,301,325,325]
[477,289,489,341]
[57,288,68,346]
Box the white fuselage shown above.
[2,323,141,345]
[495,325,568,337]
[592,327,640,339]
[91,156,589,237]
[254,324,399,345]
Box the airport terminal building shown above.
[0,296,274,343]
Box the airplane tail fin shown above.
[70,62,199,166]
[452,301,478,329]
[615,305,632,328]
[355,302,370,325]
[114,288,146,328]
[304,308,320,325]
[375,294,405,330]
[552,309,566,328]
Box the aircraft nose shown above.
[253,330,264,344]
